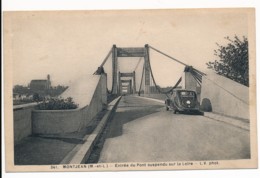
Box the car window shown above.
[179,91,195,97]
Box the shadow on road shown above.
[86,96,164,164]
[106,105,162,139]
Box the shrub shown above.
[206,36,249,86]
[36,97,78,110]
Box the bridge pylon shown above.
[144,44,151,94]
[118,71,136,95]
[112,45,118,94]
[182,66,201,101]
[111,44,151,95]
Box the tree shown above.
[206,36,249,86]
[13,85,30,94]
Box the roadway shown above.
[97,95,250,163]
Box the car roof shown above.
[173,89,196,92]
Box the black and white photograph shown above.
[3,8,257,172]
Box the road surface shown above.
[96,96,250,163]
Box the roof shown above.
[173,89,196,92]
[30,80,48,83]
[30,80,50,91]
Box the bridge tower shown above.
[144,44,151,94]
[182,66,201,101]
[112,45,118,94]
[133,71,136,94]
[118,71,136,94]
[111,44,150,95]
[120,79,132,94]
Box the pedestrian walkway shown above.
[204,112,250,131]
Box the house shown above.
[29,74,51,95]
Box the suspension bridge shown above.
[14,44,250,165]
[93,44,204,97]
[87,44,250,163]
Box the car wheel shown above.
[166,106,169,111]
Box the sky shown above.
[5,9,250,88]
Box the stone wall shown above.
[32,74,107,134]
[13,74,107,145]
[200,73,249,120]
[13,103,38,145]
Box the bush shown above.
[36,97,78,110]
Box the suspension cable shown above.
[93,47,112,75]
[190,72,202,86]
[146,48,182,95]
[193,67,206,76]
[133,57,143,72]
[138,63,145,95]
[148,45,188,67]
[146,45,206,95]
[191,70,202,82]
[100,48,112,67]
[164,77,182,98]
[149,45,206,76]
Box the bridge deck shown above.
[91,96,250,163]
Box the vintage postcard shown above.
[4,8,257,172]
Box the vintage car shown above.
[165,89,202,114]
